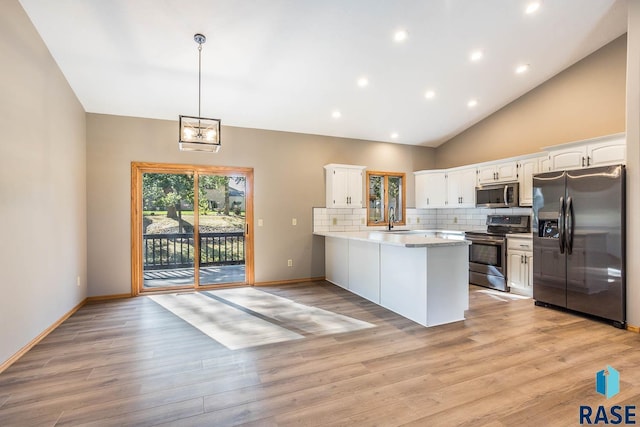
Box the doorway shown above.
[131,162,254,295]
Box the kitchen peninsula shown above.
[315,230,470,327]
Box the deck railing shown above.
[143,232,245,270]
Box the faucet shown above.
[388,206,395,230]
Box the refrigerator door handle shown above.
[559,196,565,254]
[566,196,574,255]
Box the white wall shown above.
[0,0,87,365]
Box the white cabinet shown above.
[348,239,380,303]
[325,237,349,289]
[447,167,477,208]
[415,170,447,208]
[507,236,533,296]
[324,164,366,208]
[517,155,547,207]
[477,161,518,185]
[547,133,625,171]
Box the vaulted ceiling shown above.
[19,0,627,147]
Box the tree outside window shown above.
[366,171,405,226]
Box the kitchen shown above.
[3,0,640,424]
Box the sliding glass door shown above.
[198,173,247,285]
[131,163,254,295]
[142,172,196,288]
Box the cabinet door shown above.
[477,162,517,184]
[417,172,447,208]
[518,158,539,207]
[346,168,363,207]
[476,165,498,185]
[327,168,349,208]
[525,253,534,289]
[587,139,625,167]
[448,168,476,207]
[549,146,587,171]
[325,237,349,288]
[415,174,429,209]
[495,162,518,182]
[507,251,525,290]
[539,156,551,173]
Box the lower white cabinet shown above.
[507,236,533,296]
[325,237,349,289]
[347,239,380,303]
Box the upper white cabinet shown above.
[324,164,366,208]
[517,155,547,207]
[447,166,476,208]
[546,133,625,171]
[477,161,518,185]
[415,170,447,208]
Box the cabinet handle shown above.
[496,172,499,180]
[587,156,591,166]
[519,244,530,248]
[582,156,586,167]
[427,197,429,205]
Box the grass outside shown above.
[144,213,244,234]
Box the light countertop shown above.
[314,230,470,248]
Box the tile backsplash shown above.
[313,207,532,233]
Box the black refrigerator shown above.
[532,164,626,328]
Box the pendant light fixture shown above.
[179,33,221,152]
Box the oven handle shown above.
[467,237,505,245]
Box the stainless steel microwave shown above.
[475,182,519,208]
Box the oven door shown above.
[467,236,508,291]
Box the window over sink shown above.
[366,171,406,227]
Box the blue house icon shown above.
[596,365,620,399]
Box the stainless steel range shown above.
[465,215,530,291]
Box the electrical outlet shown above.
[361,218,365,225]
[416,217,420,224]
[332,217,337,225]
[453,217,458,224]
[292,218,297,226]
[287,259,293,267]
[76,276,81,287]
[258,219,263,227]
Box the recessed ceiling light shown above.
[467,99,478,108]
[332,110,342,119]
[515,64,530,74]
[357,77,369,87]
[390,132,399,139]
[525,1,541,14]
[470,50,483,62]
[424,90,435,99]
[394,29,408,42]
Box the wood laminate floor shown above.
[1,282,639,426]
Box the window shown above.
[366,171,406,226]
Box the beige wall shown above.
[0,0,87,364]
[435,35,627,168]
[86,114,435,296]
[626,2,640,327]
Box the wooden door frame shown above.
[131,162,255,296]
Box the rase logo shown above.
[596,366,620,399]
[579,366,636,425]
